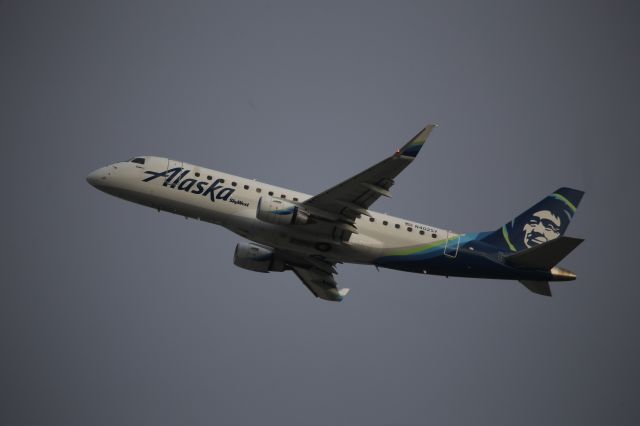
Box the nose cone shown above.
[86,167,106,188]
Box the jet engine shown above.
[233,242,285,273]
[256,196,310,225]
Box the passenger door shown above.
[443,231,460,258]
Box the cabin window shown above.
[293,197,298,201]
[383,220,388,226]
[280,194,286,199]
[256,188,262,193]
[207,176,212,180]
[432,233,437,238]
[268,191,274,196]
[195,172,200,177]
[244,184,249,190]
[419,230,425,235]
[394,224,400,229]
[232,182,237,187]
[130,157,145,165]
[407,227,413,232]
[369,217,375,222]
[220,179,225,183]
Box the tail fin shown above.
[481,187,584,252]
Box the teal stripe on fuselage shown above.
[372,231,547,280]
[375,233,483,264]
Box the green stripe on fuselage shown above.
[383,236,458,257]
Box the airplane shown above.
[87,124,584,301]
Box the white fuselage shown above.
[87,156,456,265]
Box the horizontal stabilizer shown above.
[505,236,584,270]
[519,280,552,296]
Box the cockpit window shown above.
[130,157,145,165]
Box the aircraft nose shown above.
[86,167,106,187]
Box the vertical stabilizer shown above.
[481,188,584,252]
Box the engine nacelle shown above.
[233,242,285,273]
[256,196,310,225]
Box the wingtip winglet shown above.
[397,124,436,158]
[331,288,350,302]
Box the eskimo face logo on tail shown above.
[481,188,582,252]
[142,167,236,202]
[522,210,561,248]
[508,195,575,250]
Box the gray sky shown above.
[1,1,639,425]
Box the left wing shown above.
[275,249,349,302]
[291,265,349,302]
[303,124,436,240]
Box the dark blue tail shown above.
[480,187,584,252]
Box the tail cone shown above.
[551,266,576,281]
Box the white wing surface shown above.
[291,265,349,302]
[303,124,436,241]
[273,249,348,301]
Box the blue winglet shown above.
[397,124,437,158]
